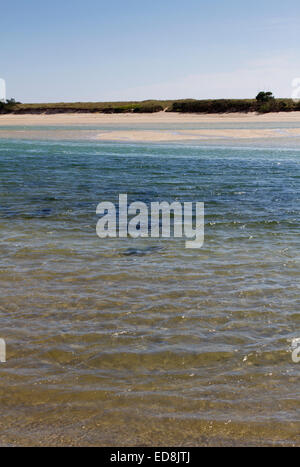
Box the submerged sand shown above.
[1,111,300,142]
[96,128,300,142]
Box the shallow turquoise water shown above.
[0,134,299,445]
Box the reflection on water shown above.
[0,133,299,446]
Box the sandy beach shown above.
[1,111,300,126]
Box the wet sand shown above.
[2,112,300,143]
[95,128,300,142]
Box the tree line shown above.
[1,92,299,114]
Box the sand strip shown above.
[1,111,300,126]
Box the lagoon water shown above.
[0,124,299,445]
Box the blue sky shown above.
[2,0,300,102]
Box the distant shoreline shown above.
[1,97,300,116]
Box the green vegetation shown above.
[170,99,257,113]
[256,97,296,113]
[170,94,300,114]
[0,99,171,114]
[256,91,275,103]
[0,98,20,113]
[1,93,299,114]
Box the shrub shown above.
[256,91,275,103]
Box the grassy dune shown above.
[1,98,299,114]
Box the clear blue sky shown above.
[2,0,300,102]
